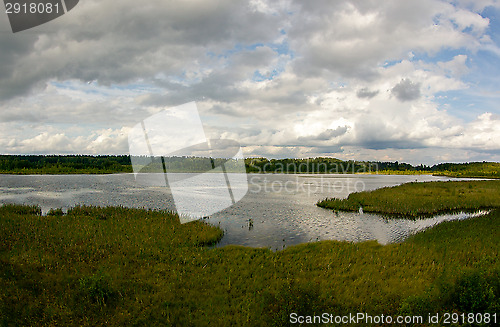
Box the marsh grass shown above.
[0,196,498,325]
[317,180,500,217]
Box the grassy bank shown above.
[1,200,498,325]
[432,162,500,179]
[317,180,500,217]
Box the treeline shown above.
[245,157,500,178]
[245,157,378,173]
[0,155,132,174]
[367,161,499,178]
[132,156,245,173]
[0,155,498,178]
[431,161,500,178]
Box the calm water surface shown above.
[0,173,484,250]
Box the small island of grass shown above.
[317,180,500,217]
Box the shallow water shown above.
[0,173,484,250]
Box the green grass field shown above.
[0,182,499,326]
[317,180,500,217]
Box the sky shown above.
[0,0,499,165]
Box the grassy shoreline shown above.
[317,180,500,217]
[1,181,499,325]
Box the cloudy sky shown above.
[1,0,499,165]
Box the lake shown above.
[0,173,485,250]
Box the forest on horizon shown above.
[0,154,498,178]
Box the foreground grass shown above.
[317,180,500,217]
[1,202,498,326]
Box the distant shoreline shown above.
[1,170,499,179]
[0,155,498,178]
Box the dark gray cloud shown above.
[0,0,286,102]
[0,0,487,104]
[356,139,427,150]
[298,126,348,142]
[0,109,47,123]
[391,78,421,102]
[287,0,453,80]
[356,88,379,99]
[348,117,427,150]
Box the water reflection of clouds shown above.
[0,188,102,199]
[0,187,36,194]
[295,210,489,246]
